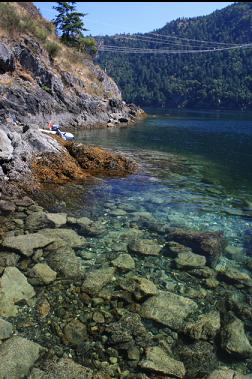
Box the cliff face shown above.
[0,3,144,196]
[0,3,144,129]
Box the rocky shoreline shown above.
[0,183,252,378]
[0,3,251,378]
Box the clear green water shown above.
[29,109,252,374]
[41,109,252,252]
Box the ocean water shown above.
[28,109,252,374]
[52,108,251,250]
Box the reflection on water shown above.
[38,109,252,252]
[27,109,252,375]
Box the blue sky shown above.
[34,2,233,36]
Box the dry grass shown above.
[0,2,108,98]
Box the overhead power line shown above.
[148,32,240,46]
[99,42,252,54]
[112,35,236,49]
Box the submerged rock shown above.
[184,311,221,341]
[46,213,67,227]
[178,340,218,378]
[82,267,116,295]
[29,358,93,379]
[0,252,19,267]
[106,312,152,349]
[29,263,57,284]
[0,318,13,340]
[2,233,55,257]
[46,244,85,279]
[220,316,252,358]
[63,319,88,346]
[139,346,185,378]
[206,369,248,379]
[0,336,43,379]
[141,291,198,331]
[112,253,136,271]
[166,241,193,257]
[175,251,206,269]
[166,228,226,267]
[67,216,106,237]
[0,267,35,317]
[40,228,86,249]
[128,239,162,256]
[217,266,252,287]
[25,211,50,232]
[119,275,158,300]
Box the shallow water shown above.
[14,109,252,375]
[41,109,252,251]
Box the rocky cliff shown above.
[0,3,144,129]
[0,2,144,196]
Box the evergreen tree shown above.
[53,2,87,46]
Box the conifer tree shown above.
[53,2,87,46]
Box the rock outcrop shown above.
[0,34,144,130]
[0,2,145,196]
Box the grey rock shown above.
[175,251,206,269]
[167,228,226,267]
[67,216,106,237]
[178,340,218,378]
[0,252,19,267]
[0,129,13,162]
[46,213,67,227]
[25,211,50,232]
[106,312,152,349]
[112,253,135,271]
[139,346,185,378]
[46,245,86,279]
[0,42,15,74]
[82,267,116,295]
[141,290,198,331]
[128,239,162,256]
[184,311,220,340]
[41,228,86,249]
[29,263,57,284]
[0,336,43,379]
[217,266,252,287]
[207,369,248,379]
[28,358,93,379]
[221,316,252,358]
[2,233,55,256]
[0,267,35,317]
[63,319,88,346]
[0,199,16,213]
[119,275,158,300]
[0,318,13,340]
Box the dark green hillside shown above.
[96,2,252,110]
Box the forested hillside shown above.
[97,2,252,110]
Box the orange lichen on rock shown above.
[30,137,137,187]
[65,142,138,176]
[32,151,90,184]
